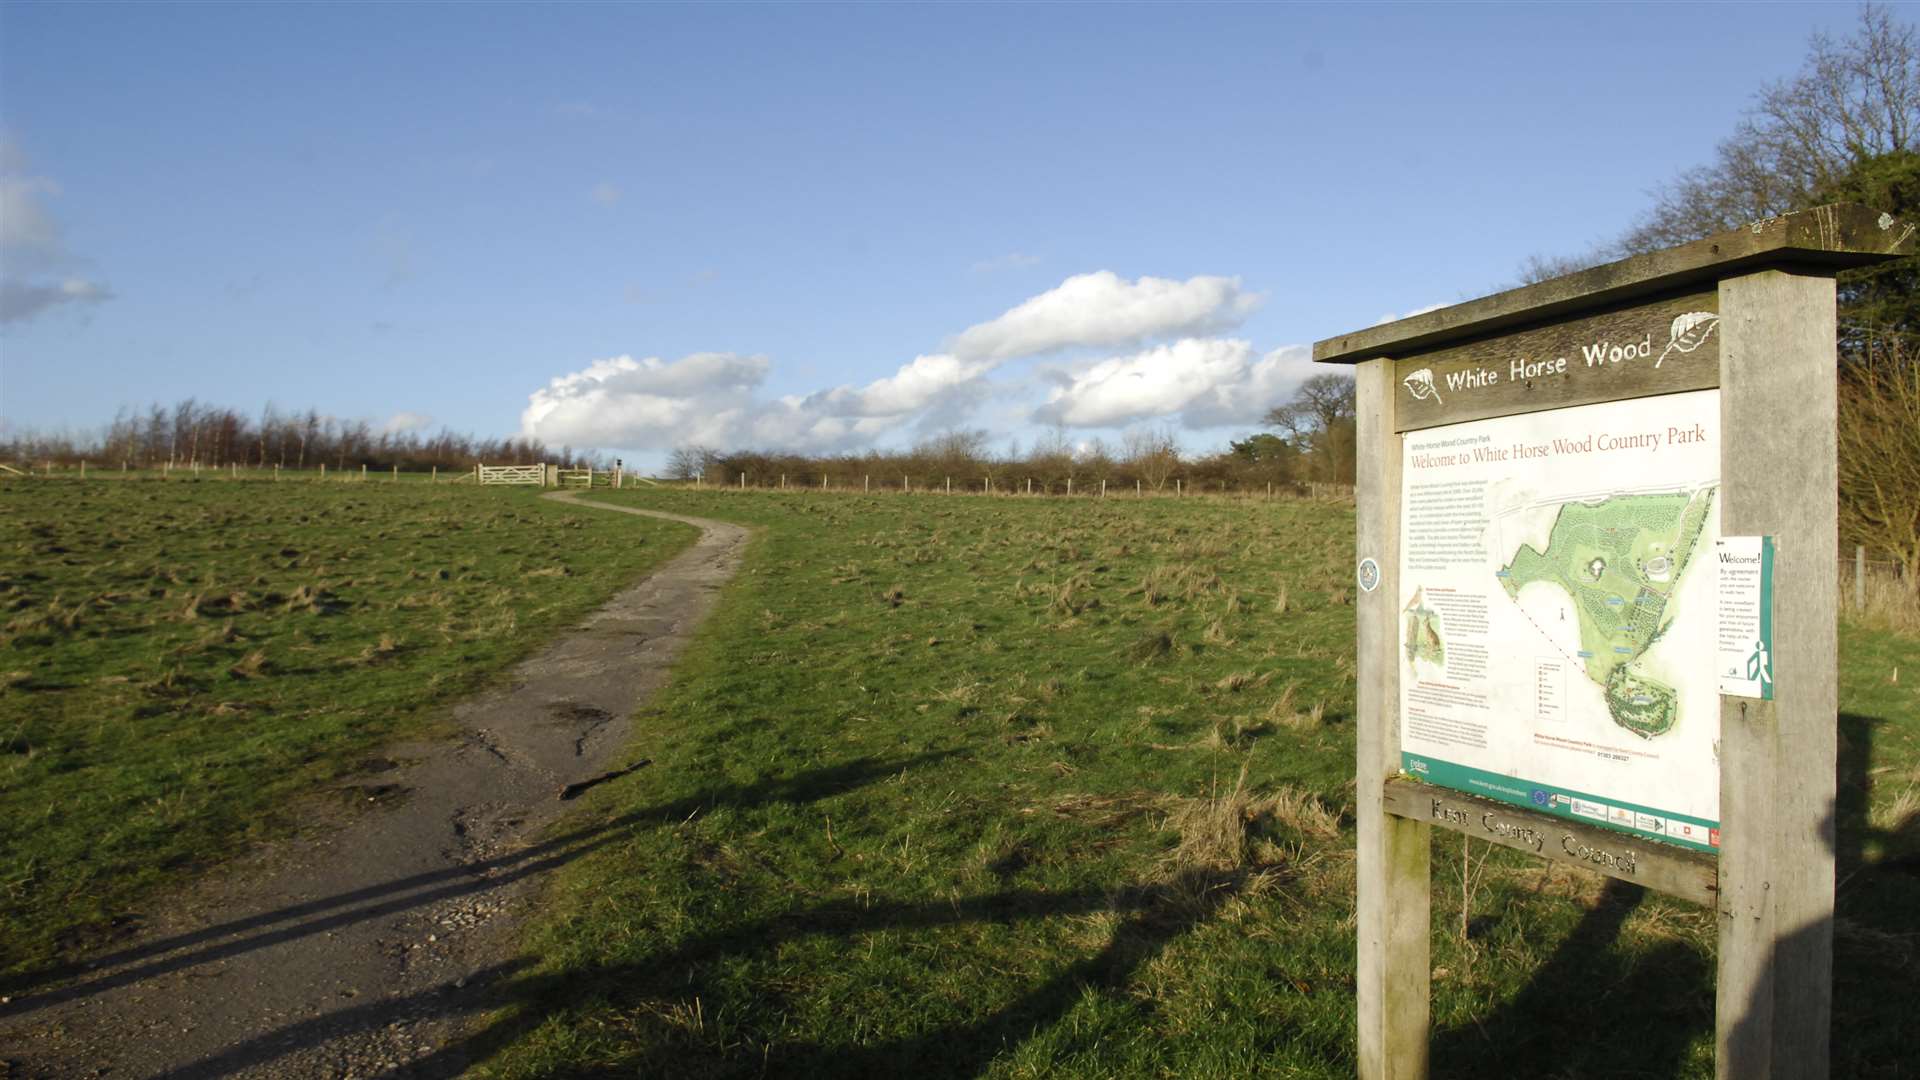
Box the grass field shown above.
[5,481,1914,1076]
[384,487,1917,1079]
[0,478,697,979]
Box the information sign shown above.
[1397,391,1721,850]
[1714,535,1775,699]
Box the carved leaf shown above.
[1402,368,1442,403]
[1667,312,1718,354]
[1656,312,1719,368]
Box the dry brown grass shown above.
[1846,570,1920,636]
[1159,766,1344,875]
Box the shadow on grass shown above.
[1432,880,1710,1078]
[0,752,956,1016]
[168,867,1262,1080]
[1829,711,1920,1078]
[1430,709,1920,1079]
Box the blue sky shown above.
[0,1,1875,467]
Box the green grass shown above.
[0,478,697,978]
[410,487,1916,1079]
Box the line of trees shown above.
[0,400,586,472]
[666,412,1354,496]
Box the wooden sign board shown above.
[1314,204,1915,1080]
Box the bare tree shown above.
[1121,425,1180,491]
[1620,4,1920,253]
[665,444,714,481]
[1264,373,1357,482]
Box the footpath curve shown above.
[0,493,749,1079]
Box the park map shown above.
[1495,489,1716,738]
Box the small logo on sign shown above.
[1402,368,1442,404]
[1656,312,1719,368]
[1529,789,1551,807]
[1746,639,1773,687]
[1357,558,1381,593]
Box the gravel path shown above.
[0,493,748,1079]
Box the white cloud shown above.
[0,176,65,270]
[0,277,113,325]
[383,411,434,434]
[949,271,1261,362]
[1373,301,1447,326]
[521,350,992,454]
[520,270,1279,456]
[522,352,770,450]
[591,182,622,206]
[1033,340,1314,430]
[1,143,113,326]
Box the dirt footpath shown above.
[0,493,748,1079]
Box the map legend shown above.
[1534,658,1566,723]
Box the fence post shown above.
[1101,478,1107,497]
[1137,479,1141,496]
[1855,545,1867,611]
[1067,476,1073,495]
[1176,479,1182,496]
[80,461,86,480]
[946,476,951,494]
[1027,477,1032,495]
[741,472,747,489]
[865,475,870,492]
[431,466,436,484]
[903,475,908,492]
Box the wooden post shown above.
[1101,478,1107,497]
[1027,477,1032,494]
[946,476,951,494]
[320,463,326,481]
[1136,479,1141,496]
[80,461,86,480]
[1067,476,1073,495]
[1854,545,1867,610]
[741,472,747,489]
[903,475,908,492]
[1714,268,1838,1080]
[1176,479,1182,496]
[865,475,870,492]
[431,465,437,484]
[1352,356,1431,1079]
[392,465,398,482]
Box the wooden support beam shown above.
[1354,356,1430,1080]
[1714,268,1837,1080]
